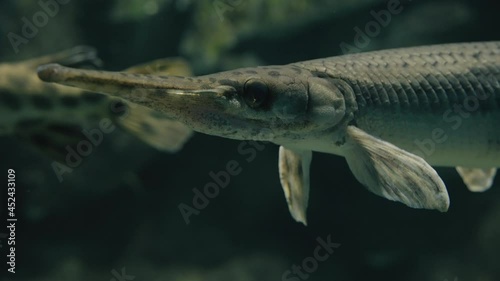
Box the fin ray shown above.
[456,167,496,192]
[344,126,450,211]
[278,146,312,225]
[113,101,193,152]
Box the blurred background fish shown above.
[0,46,192,161]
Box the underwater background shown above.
[0,0,499,280]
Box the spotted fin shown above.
[113,100,193,153]
[278,146,312,225]
[456,167,496,192]
[344,126,450,212]
[26,45,102,69]
[123,57,192,76]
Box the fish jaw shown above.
[37,63,342,142]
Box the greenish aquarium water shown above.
[0,0,499,280]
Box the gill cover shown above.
[306,77,349,129]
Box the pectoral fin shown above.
[456,167,496,192]
[344,126,449,212]
[278,146,312,225]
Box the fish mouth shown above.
[156,86,235,102]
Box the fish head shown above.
[186,66,315,141]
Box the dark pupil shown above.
[244,80,268,108]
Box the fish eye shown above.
[243,79,269,109]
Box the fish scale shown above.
[295,42,500,111]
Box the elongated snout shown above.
[37,64,237,126]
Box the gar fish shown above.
[37,42,500,225]
[0,46,192,163]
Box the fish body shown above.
[290,42,500,168]
[37,42,500,224]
